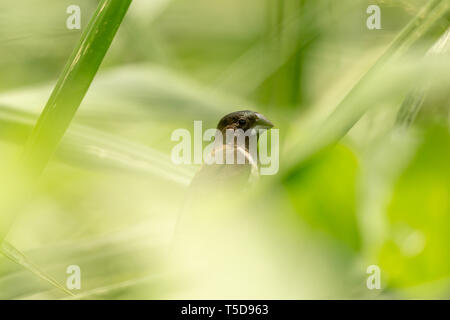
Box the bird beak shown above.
[254,112,274,130]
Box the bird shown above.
[170,110,274,249]
[189,110,274,188]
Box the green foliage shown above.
[380,126,450,290]
[284,145,360,251]
[0,0,448,299]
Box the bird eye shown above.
[238,119,247,126]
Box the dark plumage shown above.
[191,110,273,187]
[217,110,273,134]
[171,110,273,248]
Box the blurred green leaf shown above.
[380,125,450,291]
[284,144,361,251]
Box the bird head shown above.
[216,110,274,135]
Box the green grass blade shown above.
[0,0,132,295]
[283,0,449,172]
[0,241,74,296]
[22,0,132,177]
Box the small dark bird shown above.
[171,110,273,248]
[190,110,274,188]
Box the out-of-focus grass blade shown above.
[0,106,194,186]
[0,241,74,296]
[396,27,450,127]
[0,63,244,125]
[0,219,170,299]
[283,0,449,173]
[214,1,358,96]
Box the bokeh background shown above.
[0,0,448,299]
